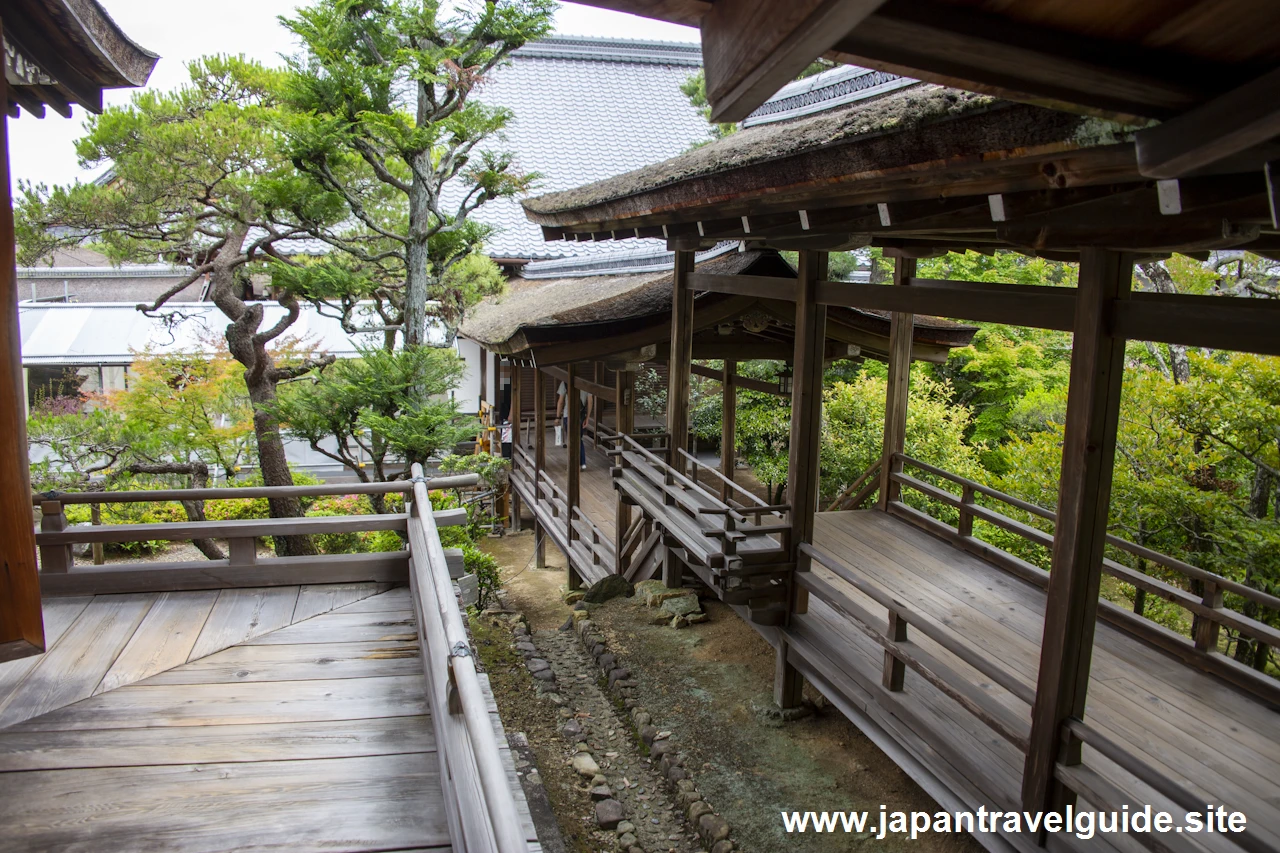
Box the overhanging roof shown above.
[3,0,159,118]
[459,247,973,364]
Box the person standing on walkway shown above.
[556,380,591,470]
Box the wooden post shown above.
[478,346,488,413]
[668,250,695,475]
[38,501,72,574]
[662,541,682,589]
[510,363,523,533]
[1195,583,1224,652]
[882,611,908,691]
[720,359,736,502]
[228,537,257,566]
[90,502,105,565]
[534,367,547,569]
[878,256,916,510]
[615,367,635,574]
[566,362,582,590]
[0,50,45,663]
[776,250,828,709]
[1022,248,1132,821]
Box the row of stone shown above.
[569,611,736,853]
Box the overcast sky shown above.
[8,0,695,191]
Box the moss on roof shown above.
[523,85,1001,217]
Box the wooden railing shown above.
[825,459,883,512]
[510,440,614,581]
[31,478,472,596]
[799,540,1269,853]
[407,462,527,853]
[886,452,1280,705]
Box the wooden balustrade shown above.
[30,476,477,597]
[886,452,1280,704]
[406,463,528,853]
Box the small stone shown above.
[595,798,624,830]
[677,779,697,792]
[687,612,710,624]
[660,594,701,617]
[670,615,689,629]
[531,669,556,682]
[650,612,675,626]
[616,821,635,835]
[575,742,591,753]
[617,832,638,849]
[699,814,730,843]
[583,574,634,603]
[572,611,590,625]
[679,790,703,807]
[688,801,712,821]
[563,591,586,605]
[592,773,608,786]
[592,643,606,657]
[631,710,651,727]
[572,753,600,778]
[624,699,639,709]
[514,641,536,653]
[527,770,541,785]
[590,784,613,801]
[596,652,616,672]
[545,692,566,706]
[571,601,589,612]
[607,668,631,687]
[561,720,583,739]
[640,725,658,746]
[628,848,644,853]
[667,766,687,782]
[526,658,550,673]
[559,617,574,632]
[650,739,672,758]
[711,841,735,853]
[513,623,529,635]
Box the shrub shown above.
[462,543,502,610]
[205,469,325,521]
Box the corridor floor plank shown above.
[140,640,422,684]
[335,585,411,612]
[187,587,302,661]
[0,593,156,730]
[244,610,418,645]
[0,596,92,703]
[94,590,219,695]
[292,582,389,622]
[10,675,428,732]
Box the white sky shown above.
[7,0,695,191]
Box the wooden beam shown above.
[668,251,695,474]
[832,0,1214,120]
[777,250,828,709]
[0,47,44,662]
[1115,291,1280,357]
[566,362,583,591]
[720,360,736,503]
[701,0,888,123]
[1022,249,1132,819]
[819,278,1077,331]
[542,365,618,404]
[689,362,785,397]
[689,271,796,300]
[478,346,488,411]
[878,257,916,510]
[1137,68,1280,178]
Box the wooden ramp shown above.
[793,511,1280,853]
[0,585,539,853]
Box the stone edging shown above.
[568,612,736,853]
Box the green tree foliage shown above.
[16,55,342,555]
[278,0,554,346]
[274,344,477,511]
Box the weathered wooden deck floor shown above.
[0,585,538,852]
[535,428,618,541]
[793,510,1280,853]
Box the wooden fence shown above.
[31,477,473,596]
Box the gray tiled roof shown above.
[468,35,709,261]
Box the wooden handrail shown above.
[893,453,1280,616]
[32,475,478,506]
[33,511,459,546]
[801,543,1035,704]
[409,463,527,853]
[826,460,883,512]
[1061,719,1271,853]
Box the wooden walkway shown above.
[0,585,538,852]
[792,510,1280,853]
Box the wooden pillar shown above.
[510,362,523,533]
[478,346,488,413]
[615,366,635,574]
[775,250,828,709]
[0,50,46,663]
[662,541,682,588]
[668,250,695,474]
[719,359,736,502]
[1022,249,1132,820]
[566,362,583,590]
[534,367,547,568]
[878,256,916,510]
